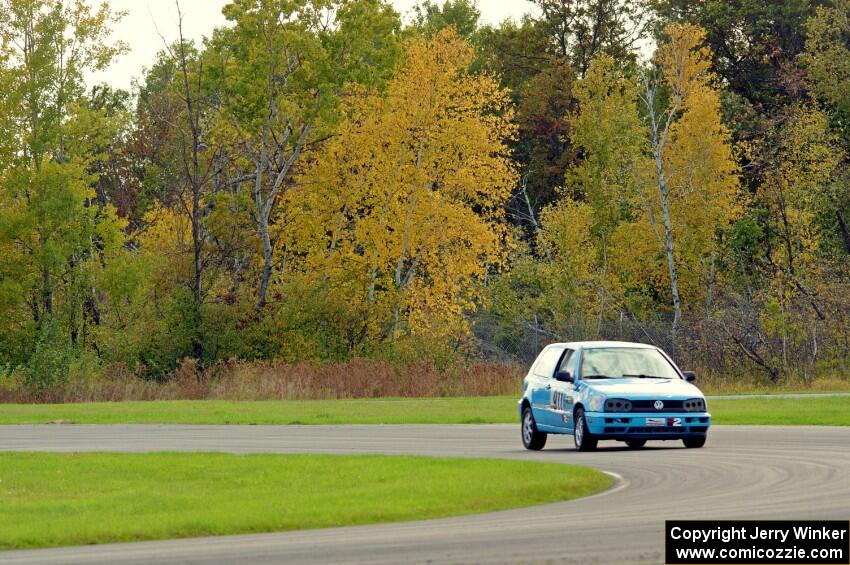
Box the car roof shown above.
[547,340,658,350]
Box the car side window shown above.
[556,349,575,375]
[532,346,565,378]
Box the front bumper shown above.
[585,411,710,440]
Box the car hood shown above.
[581,377,704,399]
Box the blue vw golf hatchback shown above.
[519,341,710,451]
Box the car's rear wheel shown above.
[683,436,706,448]
[521,406,547,450]
[574,407,597,451]
[625,439,646,449]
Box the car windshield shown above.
[580,347,680,380]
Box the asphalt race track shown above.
[1,424,849,564]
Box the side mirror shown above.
[555,370,574,383]
[683,371,697,383]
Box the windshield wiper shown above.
[623,374,670,379]
[582,374,613,379]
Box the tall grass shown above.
[1,357,847,404]
[0,359,525,404]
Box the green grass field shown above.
[0,397,508,425]
[707,396,850,425]
[0,452,611,550]
[0,395,849,425]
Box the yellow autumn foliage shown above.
[137,204,195,292]
[613,24,742,316]
[290,28,517,343]
[753,105,841,306]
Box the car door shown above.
[549,348,577,430]
[528,345,565,429]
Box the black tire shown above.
[521,406,547,450]
[574,407,598,451]
[625,439,646,449]
[683,436,706,448]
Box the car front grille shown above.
[603,399,708,414]
[629,399,687,412]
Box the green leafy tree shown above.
[800,1,850,257]
[531,0,650,76]
[0,0,126,384]
[476,17,551,96]
[511,57,575,243]
[558,54,643,329]
[651,0,813,109]
[412,0,480,39]
[752,106,841,319]
[208,0,402,308]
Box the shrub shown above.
[23,320,74,390]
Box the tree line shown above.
[0,0,848,390]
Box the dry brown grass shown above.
[0,359,525,404]
[2,357,847,404]
[696,373,850,395]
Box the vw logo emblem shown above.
[653,400,664,410]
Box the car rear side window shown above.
[533,347,564,378]
[557,349,576,374]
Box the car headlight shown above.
[586,391,606,412]
[604,398,632,412]
[683,398,706,412]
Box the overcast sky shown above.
[87,0,538,91]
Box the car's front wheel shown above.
[683,436,706,448]
[574,407,598,451]
[521,406,547,450]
